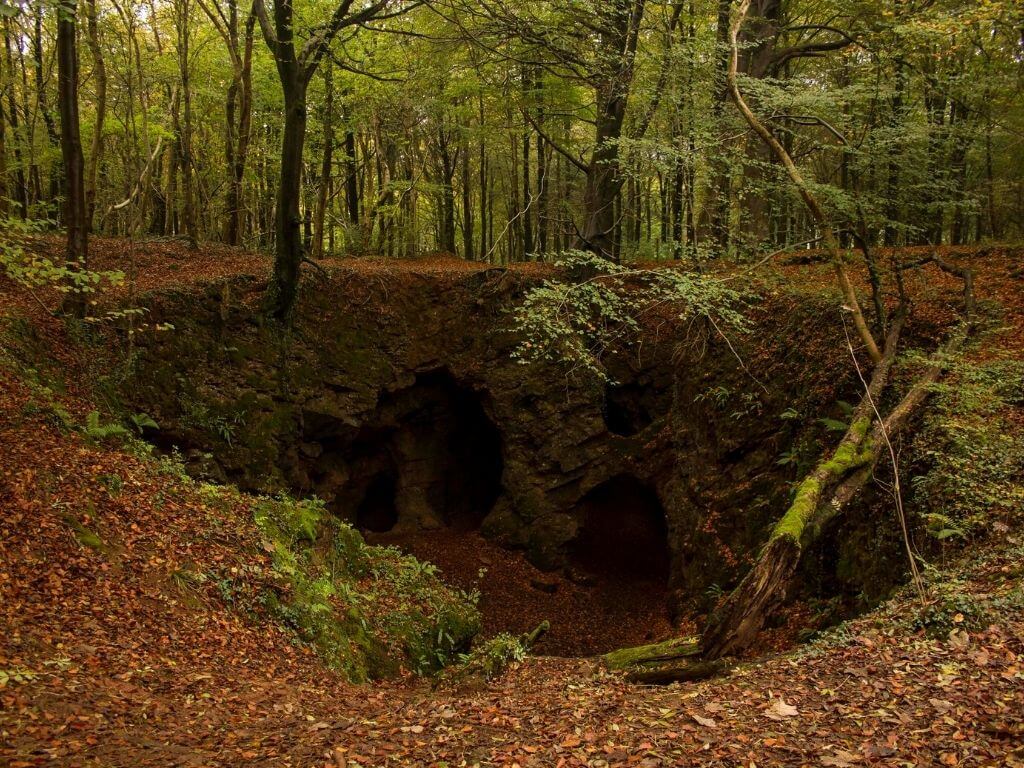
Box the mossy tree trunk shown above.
[699,273,972,660]
[699,314,905,659]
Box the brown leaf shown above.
[764,697,799,720]
[692,713,717,728]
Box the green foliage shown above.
[82,410,131,442]
[129,412,160,434]
[908,580,991,638]
[252,494,480,681]
[911,357,1024,542]
[0,216,124,303]
[0,667,38,687]
[511,251,749,382]
[448,633,528,683]
[178,393,242,446]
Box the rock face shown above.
[122,263,858,618]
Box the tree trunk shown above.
[700,313,905,659]
[478,95,488,259]
[578,82,627,258]
[84,0,106,230]
[176,0,198,247]
[57,0,88,317]
[269,73,307,319]
[312,63,333,258]
[574,0,644,261]
[536,91,548,254]
[344,123,358,227]
[461,129,474,260]
[521,69,533,258]
[0,23,7,217]
[34,6,62,216]
[3,19,29,218]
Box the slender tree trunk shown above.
[0,25,7,217]
[478,95,488,259]
[725,0,881,363]
[3,19,28,218]
[84,0,106,230]
[34,6,62,215]
[536,84,548,253]
[176,0,198,247]
[461,128,474,260]
[57,0,88,317]
[312,62,333,258]
[521,69,533,257]
[344,122,358,226]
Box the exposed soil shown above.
[364,528,679,657]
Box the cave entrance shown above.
[571,474,670,582]
[355,472,398,532]
[603,382,654,436]
[310,369,503,533]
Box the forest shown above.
[1,0,1023,765]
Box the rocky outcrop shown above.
[120,262,861,618]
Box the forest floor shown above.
[1,238,1023,767]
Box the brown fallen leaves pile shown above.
[1,239,1023,767]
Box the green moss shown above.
[771,475,823,543]
[602,636,699,670]
[62,514,109,554]
[772,417,873,544]
[818,417,871,474]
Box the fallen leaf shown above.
[764,697,799,720]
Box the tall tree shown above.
[253,0,419,320]
[83,0,106,229]
[575,0,645,258]
[56,0,88,316]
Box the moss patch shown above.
[251,493,481,681]
[602,636,699,670]
[771,417,873,544]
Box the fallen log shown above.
[600,636,729,684]
[623,660,731,685]
[602,636,700,671]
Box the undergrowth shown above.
[206,489,481,681]
[910,355,1024,544]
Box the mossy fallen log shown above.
[699,313,907,660]
[623,659,731,685]
[602,636,700,671]
[601,636,728,684]
[699,291,973,660]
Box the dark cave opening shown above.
[570,474,671,582]
[602,381,656,437]
[355,472,399,532]
[307,369,504,533]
